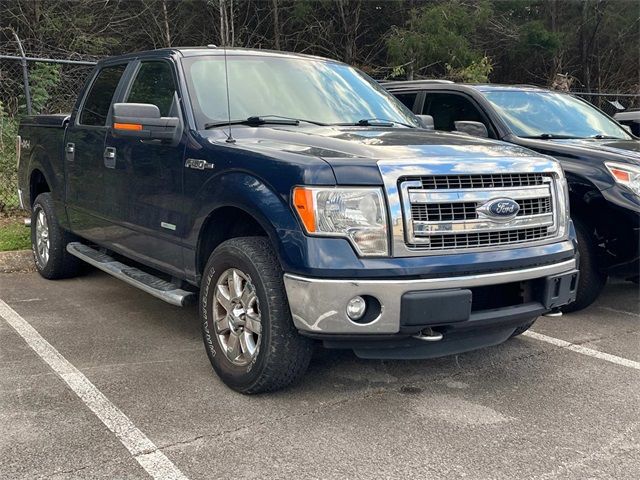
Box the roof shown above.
[97,46,340,65]
[382,80,552,94]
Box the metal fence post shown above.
[13,31,32,115]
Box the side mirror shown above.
[112,103,180,143]
[417,114,434,130]
[454,120,488,138]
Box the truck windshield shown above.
[181,55,420,129]
[483,90,632,140]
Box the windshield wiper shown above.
[591,134,623,140]
[204,115,328,129]
[521,133,580,140]
[333,118,416,128]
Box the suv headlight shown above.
[605,162,640,195]
[292,186,389,256]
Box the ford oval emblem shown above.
[481,198,520,219]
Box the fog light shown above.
[346,296,366,320]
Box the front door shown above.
[102,59,186,276]
[65,63,128,242]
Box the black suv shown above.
[385,81,640,312]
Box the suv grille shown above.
[401,173,557,252]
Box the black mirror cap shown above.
[454,120,489,138]
[111,102,181,144]
[417,114,434,130]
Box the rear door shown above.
[65,63,128,241]
[102,59,187,276]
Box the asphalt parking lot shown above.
[1,269,638,479]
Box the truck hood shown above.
[214,125,536,160]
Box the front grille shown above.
[412,226,551,251]
[411,202,477,222]
[401,173,557,252]
[414,173,546,190]
[518,197,551,216]
[411,197,552,223]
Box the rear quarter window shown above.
[79,64,127,126]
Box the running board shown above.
[66,242,196,307]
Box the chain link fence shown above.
[0,54,96,214]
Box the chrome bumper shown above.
[284,258,577,334]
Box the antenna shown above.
[223,44,235,144]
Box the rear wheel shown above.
[562,218,607,313]
[31,193,82,279]
[200,237,313,394]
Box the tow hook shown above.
[543,309,563,318]
[412,327,444,342]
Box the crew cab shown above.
[17,48,578,393]
[385,81,640,311]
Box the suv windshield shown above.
[181,54,420,129]
[483,90,632,140]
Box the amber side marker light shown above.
[292,187,316,233]
[113,122,143,131]
[608,167,631,182]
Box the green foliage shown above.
[386,0,492,79]
[446,56,494,83]
[0,102,20,212]
[22,63,62,115]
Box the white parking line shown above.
[0,299,189,480]
[523,330,640,371]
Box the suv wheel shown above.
[200,237,313,394]
[31,193,82,279]
[562,218,607,313]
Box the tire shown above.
[561,219,607,313]
[31,193,82,279]
[200,237,313,394]
[509,319,536,338]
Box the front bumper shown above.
[284,258,578,335]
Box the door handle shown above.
[103,147,116,168]
[65,143,75,162]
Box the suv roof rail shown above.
[381,79,454,86]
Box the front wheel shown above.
[200,237,313,394]
[561,219,607,313]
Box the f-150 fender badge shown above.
[185,158,214,170]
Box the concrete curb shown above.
[0,250,36,273]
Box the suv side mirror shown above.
[454,120,488,138]
[417,114,434,130]
[112,103,180,143]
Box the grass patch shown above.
[0,217,30,251]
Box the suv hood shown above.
[514,136,640,165]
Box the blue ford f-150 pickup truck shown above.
[17,47,578,393]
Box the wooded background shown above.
[0,0,639,212]
[1,0,639,91]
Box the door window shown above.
[394,92,419,111]
[424,93,488,133]
[126,61,177,116]
[79,64,127,126]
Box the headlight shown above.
[292,186,389,256]
[605,162,640,195]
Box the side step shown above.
[66,242,196,307]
